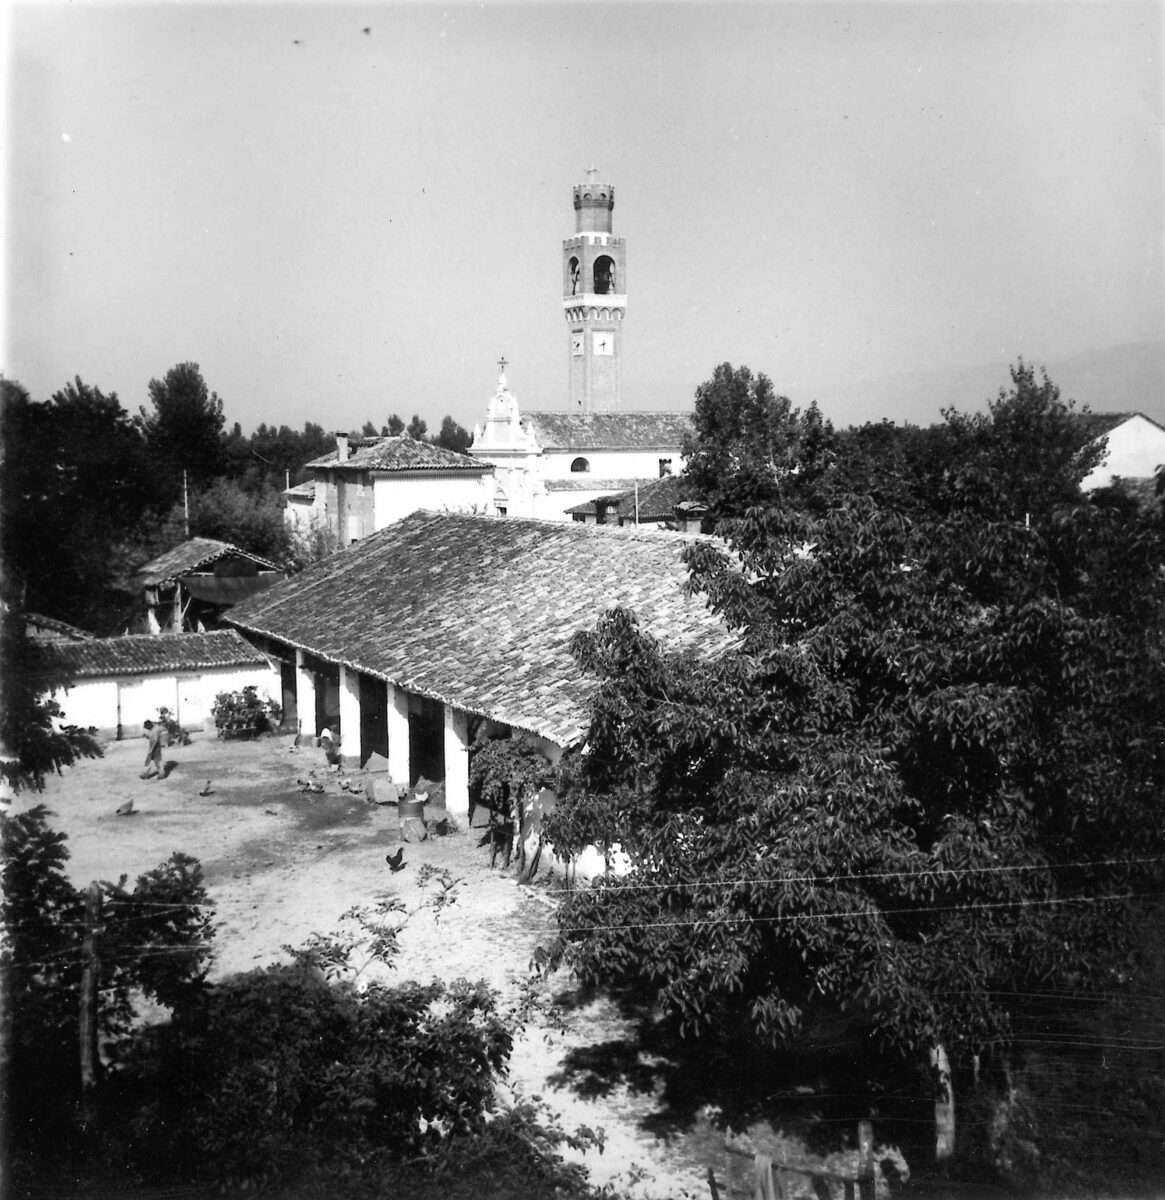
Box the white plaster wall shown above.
[53,663,280,738]
[373,473,495,529]
[542,448,685,480]
[1081,416,1165,490]
[283,498,315,536]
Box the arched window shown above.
[593,255,615,295]
[570,457,590,473]
[568,256,580,295]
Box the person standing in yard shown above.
[142,719,164,779]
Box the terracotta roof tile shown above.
[523,411,693,451]
[53,630,269,679]
[228,510,730,745]
[307,436,492,473]
[133,538,281,586]
[563,474,695,520]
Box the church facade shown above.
[470,171,694,519]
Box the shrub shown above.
[212,685,281,738]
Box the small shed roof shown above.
[53,630,269,679]
[133,538,281,587]
[26,613,95,642]
[228,509,731,745]
[564,474,695,521]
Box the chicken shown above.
[385,848,406,872]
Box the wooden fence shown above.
[707,1119,877,1200]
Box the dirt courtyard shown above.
[16,729,716,1198]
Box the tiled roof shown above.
[564,474,697,521]
[1075,411,1165,437]
[228,510,731,746]
[307,436,492,473]
[284,480,316,499]
[544,477,646,493]
[133,538,281,587]
[523,411,693,451]
[53,630,269,679]
[26,613,95,642]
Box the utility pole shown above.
[79,882,101,1128]
[183,469,190,539]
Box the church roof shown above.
[133,539,281,588]
[52,630,268,679]
[306,436,492,474]
[227,510,730,746]
[522,411,693,451]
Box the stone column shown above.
[442,705,470,824]
[338,665,362,768]
[295,650,317,742]
[386,682,410,787]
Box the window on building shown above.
[568,256,580,295]
[593,255,615,295]
[570,457,590,473]
[496,505,507,517]
[659,458,673,477]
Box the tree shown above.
[1,377,157,629]
[383,413,406,436]
[0,609,101,797]
[547,364,1165,1174]
[406,413,428,441]
[139,362,225,505]
[1,811,213,1180]
[434,415,472,454]
[682,361,835,519]
[182,478,294,564]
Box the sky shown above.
[4,1,1162,437]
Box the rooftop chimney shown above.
[335,431,349,462]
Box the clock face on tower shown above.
[592,331,613,356]
[571,333,584,356]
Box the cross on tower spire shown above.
[497,355,508,375]
[584,163,600,184]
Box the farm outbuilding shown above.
[49,629,279,739]
[127,537,284,635]
[227,510,731,824]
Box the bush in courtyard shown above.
[211,684,281,737]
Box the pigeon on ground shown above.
[116,799,136,816]
[198,780,214,797]
[385,848,406,872]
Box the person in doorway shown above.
[142,720,164,779]
[319,726,341,767]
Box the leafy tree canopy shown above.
[1,377,154,628]
[549,362,1165,1105]
[139,361,226,504]
[435,414,472,454]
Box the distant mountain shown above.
[807,341,1164,429]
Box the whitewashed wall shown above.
[373,473,494,529]
[1081,415,1165,490]
[54,662,280,738]
[541,447,685,479]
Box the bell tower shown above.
[563,168,626,411]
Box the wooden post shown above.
[705,1165,720,1200]
[79,882,101,1127]
[932,1042,956,1160]
[857,1119,876,1200]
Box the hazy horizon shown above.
[6,2,1162,435]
